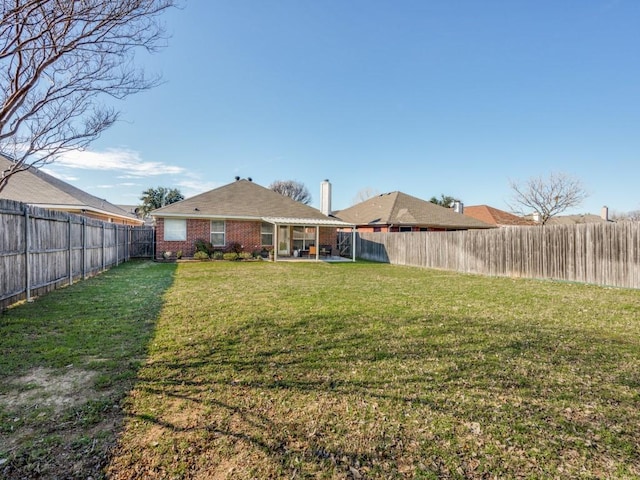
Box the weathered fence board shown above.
[357,222,640,289]
[0,199,154,309]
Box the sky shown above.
[44,0,640,216]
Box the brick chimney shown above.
[320,179,332,216]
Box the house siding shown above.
[156,217,338,259]
[156,218,209,259]
[225,220,265,253]
[341,225,446,233]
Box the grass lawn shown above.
[2,260,640,479]
[0,260,177,478]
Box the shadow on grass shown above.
[0,260,177,480]
[110,310,640,478]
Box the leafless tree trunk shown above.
[507,172,589,225]
[0,0,176,192]
[269,179,312,205]
[352,187,380,205]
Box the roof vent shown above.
[235,176,240,181]
[248,177,252,182]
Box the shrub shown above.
[193,251,209,261]
[194,239,214,255]
[223,252,238,261]
[239,252,253,260]
[226,242,243,255]
[212,251,224,260]
[176,250,183,259]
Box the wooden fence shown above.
[356,222,640,289]
[0,199,155,310]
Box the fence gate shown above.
[337,232,352,257]
[130,227,155,258]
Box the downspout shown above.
[315,226,320,261]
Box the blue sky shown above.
[46,0,640,215]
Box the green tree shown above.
[429,194,459,208]
[139,186,184,215]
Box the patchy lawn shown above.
[2,260,639,479]
[0,260,176,479]
[106,261,639,479]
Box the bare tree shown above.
[610,209,640,222]
[269,180,312,205]
[507,172,589,225]
[352,187,380,205]
[0,0,177,192]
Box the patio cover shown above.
[261,216,356,261]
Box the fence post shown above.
[114,224,118,266]
[68,216,73,286]
[24,205,32,302]
[102,223,106,271]
[126,226,130,261]
[82,217,87,279]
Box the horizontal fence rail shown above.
[356,222,640,289]
[1,199,154,310]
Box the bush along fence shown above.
[356,221,640,289]
[0,199,155,310]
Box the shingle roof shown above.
[464,205,536,226]
[151,179,338,221]
[547,214,608,225]
[334,191,494,229]
[0,155,140,222]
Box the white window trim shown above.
[211,220,226,246]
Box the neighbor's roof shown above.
[0,155,141,223]
[151,178,345,223]
[334,191,494,229]
[547,214,609,225]
[464,205,536,226]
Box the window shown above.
[164,219,186,241]
[261,222,273,246]
[292,226,316,250]
[210,220,225,246]
[399,226,413,232]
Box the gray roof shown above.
[547,214,608,225]
[151,179,340,222]
[0,156,139,222]
[335,191,494,229]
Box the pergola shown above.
[262,217,356,262]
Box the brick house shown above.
[463,205,537,227]
[151,178,354,261]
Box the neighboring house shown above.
[117,204,154,226]
[525,207,612,225]
[0,156,143,225]
[464,205,536,227]
[150,178,354,260]
[334,191,494,232]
